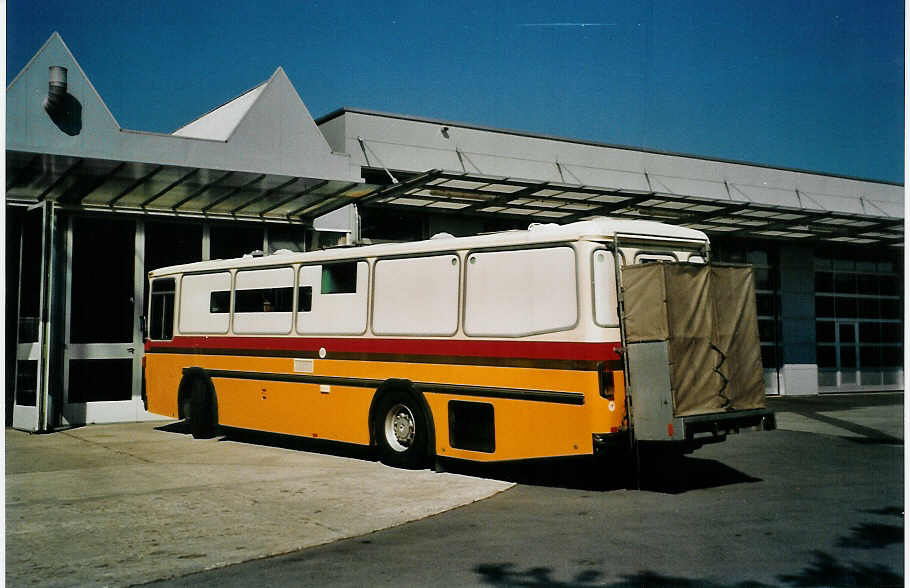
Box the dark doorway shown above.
[210,223,263,260]
[65,216,136,405]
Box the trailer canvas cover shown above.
[622,263,766,417]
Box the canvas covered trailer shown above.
[620,260,776,451]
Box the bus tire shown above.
[189,378,217,440]
[374,389,429,469]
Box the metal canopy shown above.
[6,151,377,223]
[359,169,904,246]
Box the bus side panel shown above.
[145,352,627,461]
[425,394,595,461]
[321,358,616,460]
[144,353,183,419]
[213,378,373,445]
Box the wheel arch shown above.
[178,367,219,425]
[368,378,436,458]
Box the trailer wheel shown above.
[188,379,217,439]
[374,389,428,469]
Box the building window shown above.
[210,223,264,260]
[815,254,903,386]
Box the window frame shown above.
[148,277,176,341]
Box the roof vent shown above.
[528,222,561,232]
[43,66,67,116]
[430,232,455,240]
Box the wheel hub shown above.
[384,404,415,452]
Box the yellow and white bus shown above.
[144,218,772,469]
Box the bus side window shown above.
[298,286,312,312]
[635,253,677,264]
[592,251,619,327]
[322,262,357,293]
[149,278,176,340]
[210,291,230,313]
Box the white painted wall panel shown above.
[373,255,459,336]
[179,272,231,334]
[296,262,368,335]
[464,247,577,337]
[233,267,294,334]
[650,175,729,200]
[332,111,903,218]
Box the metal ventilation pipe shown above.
[43,65,68,115]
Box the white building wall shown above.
[318,110,903,219]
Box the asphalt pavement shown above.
[5,392,904,587]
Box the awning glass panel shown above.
[6,151,380,223]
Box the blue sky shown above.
[8,0,904,182]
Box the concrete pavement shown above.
[6,423,512,587]
[768,392,904,443]
[5,391,903,587]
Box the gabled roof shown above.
[6,33,368,224]
[173,83,267,140]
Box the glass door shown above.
[11,205,52,431]
[62,216,143,424]
[836,321,860,386]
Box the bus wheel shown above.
[189,379,216,440]
[374,390,428,469]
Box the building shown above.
[6,33,903,431]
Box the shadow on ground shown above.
[156,421,759,494]
[155,421,377,462]
[439,453,760,494]
[474,551,902,588]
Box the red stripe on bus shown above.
[146,336,622,362]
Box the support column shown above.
[778,243,818,395]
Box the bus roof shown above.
[148,217,709,277]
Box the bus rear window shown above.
[149,278,175,340]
